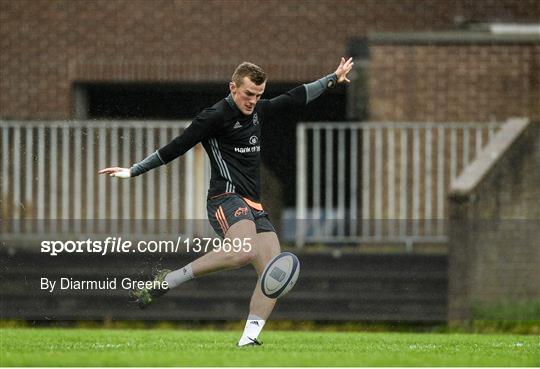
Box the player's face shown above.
[230,76,266,115]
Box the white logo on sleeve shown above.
[233,121,242,129]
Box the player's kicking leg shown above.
[130,219,258,308]
[237,231,280,347]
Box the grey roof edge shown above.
[368,31,540,45]
[448,117,531,199]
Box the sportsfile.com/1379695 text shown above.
[40,237,252,256]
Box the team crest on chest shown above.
[253,113,259,125]
[249,135,259,145]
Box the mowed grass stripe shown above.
[1,328,539,367]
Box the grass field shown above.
[1,328,539,366]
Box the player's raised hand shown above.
[334,57,354,84]
[98,167,131,179]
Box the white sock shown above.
[164,263,194,289]
[237,314,265,346]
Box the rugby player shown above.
[99,57,353,346]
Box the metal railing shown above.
[296,121,502,248]
[0,120,211,240]
[1,119,504,247]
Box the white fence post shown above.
[0,120,504,246]
[296,123,307,248]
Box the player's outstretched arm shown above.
[268,57,354,113]
[97,109,217,180]
[98,150,165,179]
[304,56,354,103]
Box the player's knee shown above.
[223,219,257,267]
[228,247,257,268]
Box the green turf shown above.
[1,328,539,366]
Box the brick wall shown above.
[447,119,540,321]
[1,0,539,119]
[369,40,540,122]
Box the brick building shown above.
[368,34,540,122]
[1,0,539,121]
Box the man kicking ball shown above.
[99,57,353,346]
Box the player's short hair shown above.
[232,62,267,87]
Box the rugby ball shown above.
[260,252,300,299]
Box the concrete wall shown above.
[447,119,540,321]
